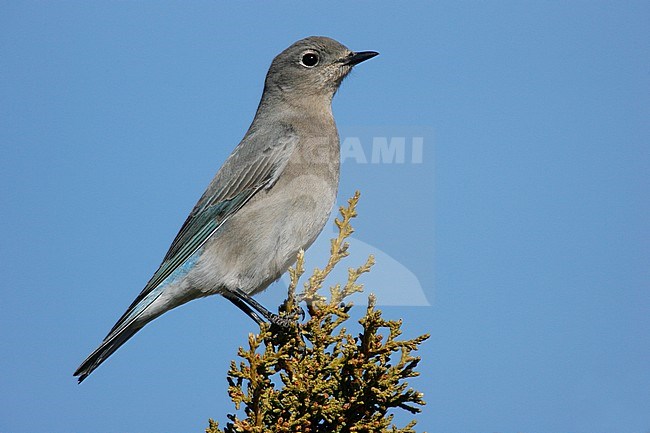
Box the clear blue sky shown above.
[1,2,648,432]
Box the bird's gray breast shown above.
[192,130,340,296]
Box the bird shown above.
[74,36,378,383]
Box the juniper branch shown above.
[207,192,430,433]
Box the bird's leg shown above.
[221,291,265,325]
[232,288,294,328]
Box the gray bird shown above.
[74,36,378,383]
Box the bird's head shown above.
[263,36,378,104]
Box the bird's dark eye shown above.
[300,52,319,67]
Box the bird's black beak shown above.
[345,51,379,66]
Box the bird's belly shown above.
[191,173,337,295]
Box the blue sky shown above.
[1,1,648,432]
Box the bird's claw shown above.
[267,312,294,329]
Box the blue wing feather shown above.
[105,125,298,338]
[107,185,263,336]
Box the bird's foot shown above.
[266,311,295,329]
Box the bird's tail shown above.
[73,323,143,383]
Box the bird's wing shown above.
[105,125,298,337]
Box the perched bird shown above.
[74,36,378,383]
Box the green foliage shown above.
[207,192,429,433]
